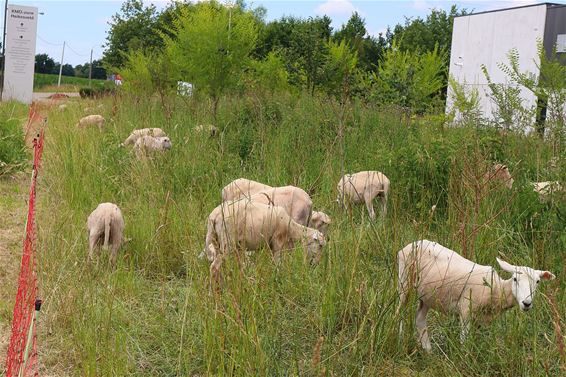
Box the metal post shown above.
[88,48,92,88]
[57,41,64,87]
[1,0,9,101]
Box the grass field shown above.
[4,92,563,376]
[33,73,105,91]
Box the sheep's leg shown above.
[210,256,223,296]
[416,300,432,352]
[459,304,471,343]
[364,193,376,220]
[88,231,102,260]
[380,193,388,217]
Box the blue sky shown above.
[10,0,565,66]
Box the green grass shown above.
[34,93,565,376]
[0,102,28,176]
[33,73,105,91]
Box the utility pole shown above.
[1,0,9,101]
[88,48,92,88]
[57,40,65,87]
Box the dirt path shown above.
[0,173,29,370]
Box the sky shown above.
[7,0,566,66]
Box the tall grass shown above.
[36,92,565,376]
[0,102,28,176]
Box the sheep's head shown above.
[309,211,332,235]
[497,258,555,311]
[159,137,172,150]
[306,230,326,265]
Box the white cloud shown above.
[315,0,358,17]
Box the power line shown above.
[37,34,62,46]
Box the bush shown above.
[79,82,117,98]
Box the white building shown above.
[446,3,566,123]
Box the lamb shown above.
[531,181,563,201]
[397,240,555,353]
[308,211,332,235]
[133,135,172,159]
[204,200,326,284]
[248,186,313,226]
[122,128,167,146]
[337,171,390,219]
[86,203,125,265]
[221,178,272,201]
[194,124,219,137]
[76,114,105,130]
[484,163,514,189]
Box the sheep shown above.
[337,171,390,220]
[531,181,563,201]
[397,240,555,352]
[484,163,514,189]
[205,200,326,285]
[76,114,105,131]
[86,203,125,265]
[133,135,172,159]
[308,211,332,235]
[221,178,272,201]
[122,128,167,146]
[248,186,313,226]
[194,124,219,137]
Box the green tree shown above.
[165,1,258,118]
[35,53,55,74]
[248,51,289,95]
[323,39,358,99]
[103,0,162,68]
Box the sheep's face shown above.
[497,258,555,311]
[309,211,331,235]
[306,231,326,265]
[160,137,172,150]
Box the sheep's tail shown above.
[103,216,111,250]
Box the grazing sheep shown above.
[222,178,272,201]
[194,124,219,137]
[531,181,563,201]
[205,200,326,284]
[397,240,555,353]
[249,186,313,226]
[76,114,105,130]
[133,135,172,159]
[86,203,125,265]
[308,211,332,235]
[122,128,167,146]
[58,104,68,111]
[337,171,390,219]
[484,163,514,189]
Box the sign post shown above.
[2,4,38,104]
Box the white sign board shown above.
[2,5,38,104]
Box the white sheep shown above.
[484,163,514,189]
[194,124,219,137]
[531,181,563,201]
[133,135,172,159]
[76,114,105,131]
[397,240,555,352]
[308,210,332,235]
[221,178,272,201]
[86,203,125,265]
[122,128,167,146]
[337,171,390,219]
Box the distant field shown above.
[33,73,105,91]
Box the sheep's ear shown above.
[312,232,318,241]
[497,258,517,273]
[539,270,556,281]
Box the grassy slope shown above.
[36,93,565,376]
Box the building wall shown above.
[446,4,547,121]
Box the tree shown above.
[35,53,55,74]
[392,5,467,56]
[103,0,162,68]
[165,1,258,118]
[61,64,75,76]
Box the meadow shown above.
[21,92,566,376]
[33,73,105,91]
